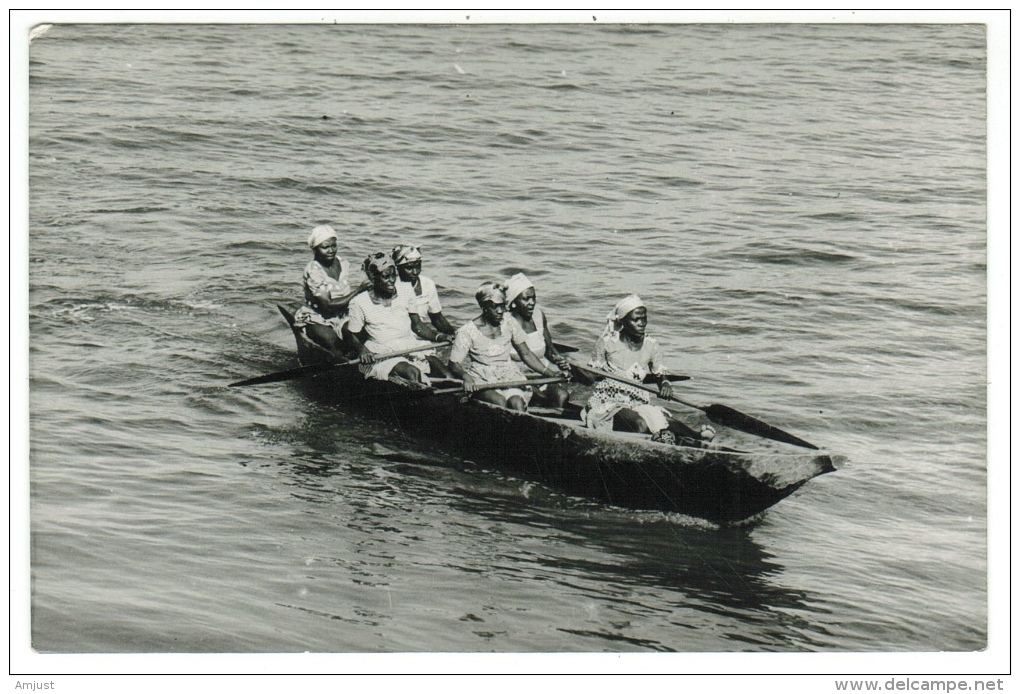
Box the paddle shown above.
[228,342,450,388]
[642,373,690,384]
[567,360,818,450]
[550,343,688,382]
[431,376,568,396]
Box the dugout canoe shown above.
[273,305,836,524]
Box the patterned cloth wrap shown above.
[582,294,670,434]
[583,362,670,434]
[293,225,356,338]
[450,288,532,404]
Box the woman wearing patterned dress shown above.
[504,273,571,409]
[447,282,566,411]
[292,225,370,354]
[584,295,711,445]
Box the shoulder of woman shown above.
[394,280,413,299]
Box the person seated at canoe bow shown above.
[583,294,713,445]
[504,272,571,409]
[392,244,457,340]
[292,224,371,355]
[447,282,569,412]
[342,252,452,387]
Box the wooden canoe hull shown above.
[277,306,836,524]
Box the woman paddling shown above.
[392,245,457,339]
[342,253,451,387]
[504,272,571,409]
[292,225,370,355]
[448,282,567,412]
[583,295,712,445]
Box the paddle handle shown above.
[359,340,451,364]
[432,376,567,395]
[228,340,450,387]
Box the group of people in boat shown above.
[294,224,714,446]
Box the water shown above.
[19,20,997,670]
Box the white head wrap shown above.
[602,294,646,339]
[505,273,535,306]
[307,224,338,249]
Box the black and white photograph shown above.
[12,8,1008,689]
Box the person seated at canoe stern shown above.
[447,282,569,412]
[583,294,712,445]
[392,245,457,339]
[292,224,371,355]
[504,272,571,409]
[342,252,452,387]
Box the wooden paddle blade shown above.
[228,360,345,387]
[551,342,580,353]
[642,373,691,384]
[568,363,596,386]
[702,404,819,450]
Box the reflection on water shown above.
[260,398,830,652]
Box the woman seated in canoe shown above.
[392,244,457,340]
[504,272,571,409]
[342,252,452,387]
[583,295,712,445]
[448,282,568,412]
[292,224,370,355]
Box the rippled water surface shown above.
[24,22,991,658]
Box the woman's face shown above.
[511,287,537,319]
[371,266,398,297]
[480,299,507,326]
[313,238,338,264]
[396,260,421,283]
[620,306,648,339]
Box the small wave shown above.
[86,206,171,215]
[649,175,704,188]
[872,296,963,318]
[800,211,864,221]
[495,132,535,146]
[175,299,223,312]
[36,295,225,322]
[743,248,860,266]
[48,304,98,323]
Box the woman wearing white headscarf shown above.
[583,295,704,444]
[292,224,370,354]
[505,272,571,409]
[448,282,566,412]
[392,245,456,338]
